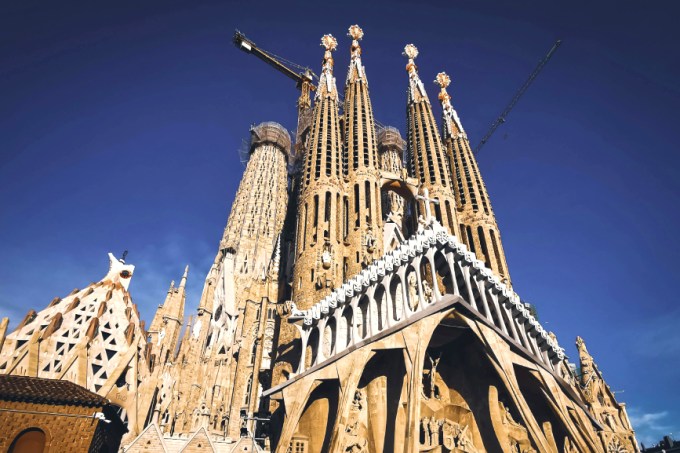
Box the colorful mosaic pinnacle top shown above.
[348,24,364,41]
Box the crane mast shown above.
[233,30,316,160]
[475,39,561,154]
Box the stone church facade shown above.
[0,26,638,452]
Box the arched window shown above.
[9,428,46,453]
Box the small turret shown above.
[148,266,189,370]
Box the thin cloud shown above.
[628,408,674,447]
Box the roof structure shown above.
[0,374,109,407]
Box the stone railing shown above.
[287,222,567,378]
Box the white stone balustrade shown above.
[287,222,567,379]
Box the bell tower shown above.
[293,34,345,308]
[342,25,383,276]
[403,45,460,237]
[435,72,511,284]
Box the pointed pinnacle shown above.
[179,265,189,288]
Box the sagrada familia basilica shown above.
[0,26,639,452]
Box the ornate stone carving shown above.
[420,416,478,452]
[607,436,628,453]
[497,400,536,453]
[407,272,419,310]
[424,352,442,400]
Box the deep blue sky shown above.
[1,0,678,446]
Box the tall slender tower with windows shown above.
[152,122,291,441]
[342,25,383,275]
[435,72,511,284]
[403,45,460,237]
[293,34,345,306]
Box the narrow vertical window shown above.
[466,225,476,254]
[302,204,308,250]
[365,181,371,222]
[490,229,504,275]
[324,191,331,239]
[434,197,442,223]
[354,184,360,227]
[343,197,349,240]
[313,195,319,227]
[336,193,341,243]
[445,201,454,233]
[478,226,491,268]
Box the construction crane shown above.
[233,30,317,158]
[474,40,561,154]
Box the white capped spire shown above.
[434,71,466,136]
[347,25,365,83]
[179,264,189,288]
[317,34,338,99]
[403,44,429,103]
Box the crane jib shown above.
[474,39,562,155]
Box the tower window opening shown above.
[302,204,308,250]
[466,225,476,254]
[490,229,505,276]
[343,197,349,240]
[243,376,252,406]
[478,226,491,268]
[313,194,319,230]
[336,193,341,243]
[352,88,359,170]
[354,184,360,227]
[434,198,442,223]
[325,103,333,177]
[324,191,331,239]
[365,181,371,222]
[315,109,324,179]
[324,192,331,222]
[445,200,454,234]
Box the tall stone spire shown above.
[343,25,383,276]
[147,265,188,371]
[294,34,345,307]
[435,72,511,284]
[574,337,637,448]
[167,122,291,439]
[403,45,459,237]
